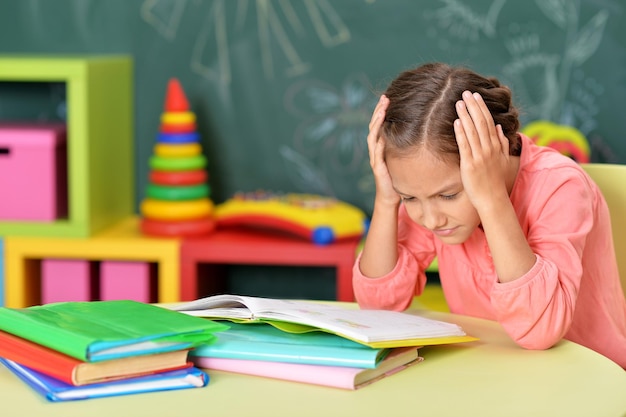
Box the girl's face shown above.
[386,148,481,244]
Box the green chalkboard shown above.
[0,0,624,217]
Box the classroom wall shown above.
[0,0,624,216]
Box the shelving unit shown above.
[4,217,180,308]
[0,55,133,237]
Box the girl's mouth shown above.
[432,227,458,237]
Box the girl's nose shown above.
[421,204,446,230]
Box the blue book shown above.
[190,322,389,368]
[0,358,209,402]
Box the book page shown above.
[172,295,337,319]
[259,307,466,343]
[172,295,466,343]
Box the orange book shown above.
[0,330,191,386]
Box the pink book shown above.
[193,346,422,390]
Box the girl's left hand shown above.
[453,90,511,212]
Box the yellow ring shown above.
[154,143,202,157]
[141,198,214,220]
[161,111,196,125]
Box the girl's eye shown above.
[400,196,415,202]
[440,193,458,201]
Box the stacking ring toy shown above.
[150,169,208,186]
[146,184,209,201]
[141,198,214,220]
[154,143,202,157]
[522,120,590,163]
[141,217,216,237]
[157,132,200,144]
[149,154,206,171]
[161,111,196,125]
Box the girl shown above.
[354,62,626,369]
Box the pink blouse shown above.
[353,134,626,369]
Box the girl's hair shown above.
[382,62,521,161]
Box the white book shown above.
[169,294,475,348]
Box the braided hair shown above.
[382,62,521,161]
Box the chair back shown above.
[580,163,626,299]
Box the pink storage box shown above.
[0,123,67,221]
[41,259,98,304]
[100,261,157,303]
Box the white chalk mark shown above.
[535,0,575,30]
[190,0,231,84]
[428,0,506,41]
[140,0,187,41]
[304,0,351,47]
[257,0,310,79]
[143,0,354,83]
[279,0,306,36]
[566,10,609,66]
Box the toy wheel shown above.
[312,227,334,245]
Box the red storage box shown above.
[0,123,67,221]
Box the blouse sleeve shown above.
[490,169,595,349]
[352,205,437,311]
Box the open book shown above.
[170,295,476,348]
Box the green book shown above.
[0,300,228,362]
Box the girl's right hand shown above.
[367,95,400,206]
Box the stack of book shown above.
[169,294,476,390]
[0,299,228,401]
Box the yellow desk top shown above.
[1,309,625,417]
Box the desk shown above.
[180,229,360,302]
[2,309,625,416]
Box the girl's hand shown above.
[453,91,511,211]
[367,95,400,207]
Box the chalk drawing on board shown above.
[282,74,377,197]
[190,0,231,84]
[279,146,334,196]
[503,3,609,134]
[425,0,506,42]
[140,0,353,83]
[256,0,310,79]
[562,70,603,135]
[141,0,188,41]
[303,0,351,48]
